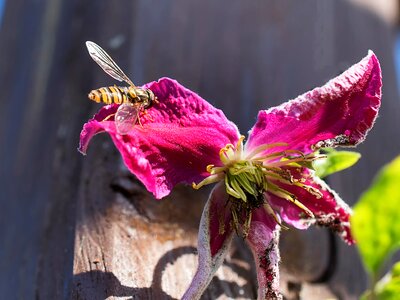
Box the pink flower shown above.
[79,51,381,299]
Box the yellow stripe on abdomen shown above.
[99,87,111,104]
[109,86,122,104]
[118,86,130,103]
[89,86,133,105]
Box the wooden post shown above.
[0,0,398,299]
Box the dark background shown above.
[1,1,399,299]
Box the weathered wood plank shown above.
[72,1,400,299]
[72,146,258,299]
[0,0,399,299]
[0,0,76,298]
[0,0,129,298]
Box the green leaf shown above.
[313,148,361,178]
[352,156,400,277]
[361,262,400,299]
[374,261,400,299]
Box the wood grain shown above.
[0,0,399,299]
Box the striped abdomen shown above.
[88,86,136,105]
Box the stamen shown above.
[193,138,326,238]
[264,202,289,230]
[264,168,294,183]
[219,144,235,164]
[306,153,327,160]
[254,167,264,187]
[207,165,226,174]
[242,210,253,238]
[230,165,258,175]
[228,175,247,201]
[253,149,305,162]
[235,135,246,159]
[245,142,288,160]
[206,164,215,172]
[266,156,310,168]
[236,173,257,195]
[265,172,323,199]
[225,175,244,200]
[231,209,240,234]
[241,172,255,184]
[192,173,224,189]
[263,177,268,191]
[294,182,323,199]
[268,182,314,218]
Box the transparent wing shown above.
[115,103,140,135]
[86,41,135,87]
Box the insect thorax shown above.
[124,86,154,108]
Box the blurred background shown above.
[1,0,400,299]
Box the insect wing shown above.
[86,41,135,87]
[115,103,140,135]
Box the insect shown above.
[86,41,157,134]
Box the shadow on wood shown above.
[73,245,256,300]
[0,0,399,299]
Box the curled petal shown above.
[79,78,240,199]
[246,207,282,300]
[268,167,354,244]
[182,183,234,300]
[78,105,118,155]
[247,51,382,154]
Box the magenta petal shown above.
[78,105,118,155]
[79,78,240,199]
[246,207,282,300]
[182,183,234,300]
[247,51,381,153]
[269,167,354,244]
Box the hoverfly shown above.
[86,41,157,135]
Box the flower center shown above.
[193,136,325,236]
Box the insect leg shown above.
[143,109,155,122]
[102,113,116,121]
[137,110,143,128]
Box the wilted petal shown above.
[79,78,240,199]
[268,167,354,244]
[182,183,234,300]
[247,51,381,154]
[246,207,282,300]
